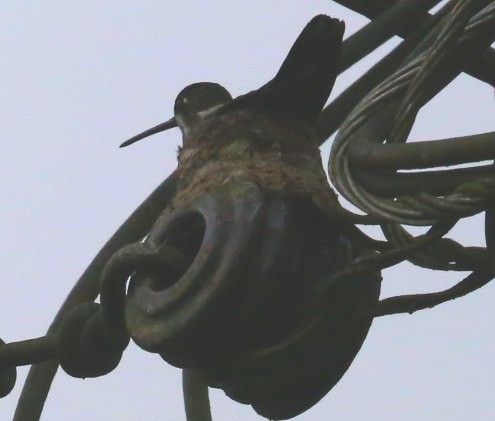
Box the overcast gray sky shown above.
[1,1,494,420]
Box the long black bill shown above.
[119,117,177,148]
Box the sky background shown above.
[1,1,494,420]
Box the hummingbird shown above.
[120,14,346,222]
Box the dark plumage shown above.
[120,15,344,147]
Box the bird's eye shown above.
[183,97,189,104]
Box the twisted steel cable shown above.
[330,0,495,225]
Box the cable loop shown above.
[330,1,495,225]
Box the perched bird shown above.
[123,15,380,420]
[120,14,345,222]
[121,14,343,148]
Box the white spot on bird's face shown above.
[175,114,190,137]
[176,103,224,140]
[197,103,224,119]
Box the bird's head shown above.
[120,82,232,148]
